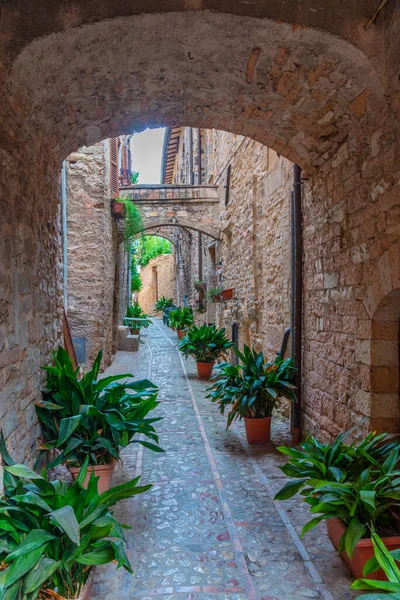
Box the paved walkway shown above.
[93,320,357,600]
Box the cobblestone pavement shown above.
[93,320,357,600]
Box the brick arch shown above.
[6,11,383,173]
[143,219,220,241]
[362,241,400,320]
[359,241,400,433]
[370,288,400,434]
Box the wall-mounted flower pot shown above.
[244,416,271,444]
[196,361,214,379]
[69,462,116,494]
[47,570,94,600]
[326,517,400,580]
[177,329,185,339]
[221,288,234,300]
[112,202,125,216]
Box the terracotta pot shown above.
[129,328,139,335]
[196,361,215,379]
[244,416,271,445]
[112,202,125,215]
[69,462,116,494]
[177,329,185,339]
[326,517,400,580]
[221,288,234,300]
[47,570,94,600]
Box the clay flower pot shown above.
[221,288,234,300]
[326,517,400,580]
[196,361,214,379]
[177,329,185,339]
[244,416,271,445]
[130,328,139,335]
[112,202,125,216]
[69,462,117,494]
[46,571,94,600]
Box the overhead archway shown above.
[6,11,384,172]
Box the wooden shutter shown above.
[62,308,78,370]
[110,137,119,198]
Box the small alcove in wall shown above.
[370,288,400,434]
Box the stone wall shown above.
[137,253,176,315]
[65,141,126,370]
[0,3,399,455]
[171,128,292,355]
[0,86,63,462]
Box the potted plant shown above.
[221,288,234,300]
[111,199,125,216]
[36,347,164,493]
[207,287,222,302]
[120,167,132,186]
[274,431,400,579]
[126,302,151,334]
[195,301,207,314]
[207,346,295,444]
[351,530,400,594]
[168,307,194,339]
[194,280,206,292]
[154,296,174,312]
[178,323,233,379]
[0,438,151,600]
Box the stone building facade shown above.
[163,128,292,359]
[0,3,399,457]
[137,253,177,315]
[65,139,129,370]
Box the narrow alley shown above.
[93,320,355,600]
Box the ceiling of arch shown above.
[8,11,384,171]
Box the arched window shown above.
[370,289,400,433]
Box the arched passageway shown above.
[0,4,399,459]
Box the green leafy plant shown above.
[0,437,150,600]
[36,347,163,469]
[154,296,174,312]
[206,345,296,428]
[178,324,233,363]
[194,280,206,291]
[274,432,400,558]
[131,170,139,184]
[133,236,172,268]
[168,307,194,332]
[126,302,150,331]
[130,256,142,293]
[351,529,400,598]
[206,287,222,302]
[117,198,144,249]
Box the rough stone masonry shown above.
[0,2,399,457]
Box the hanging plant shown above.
[117,197,144,250]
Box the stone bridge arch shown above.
[118,185,220,241]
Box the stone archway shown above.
[0,4,399,455]
[362,241,400,433]
[118,184,220,241]
[5,11,384,171]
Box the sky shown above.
[130,128,166,184]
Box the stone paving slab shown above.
[92,320,358,600]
